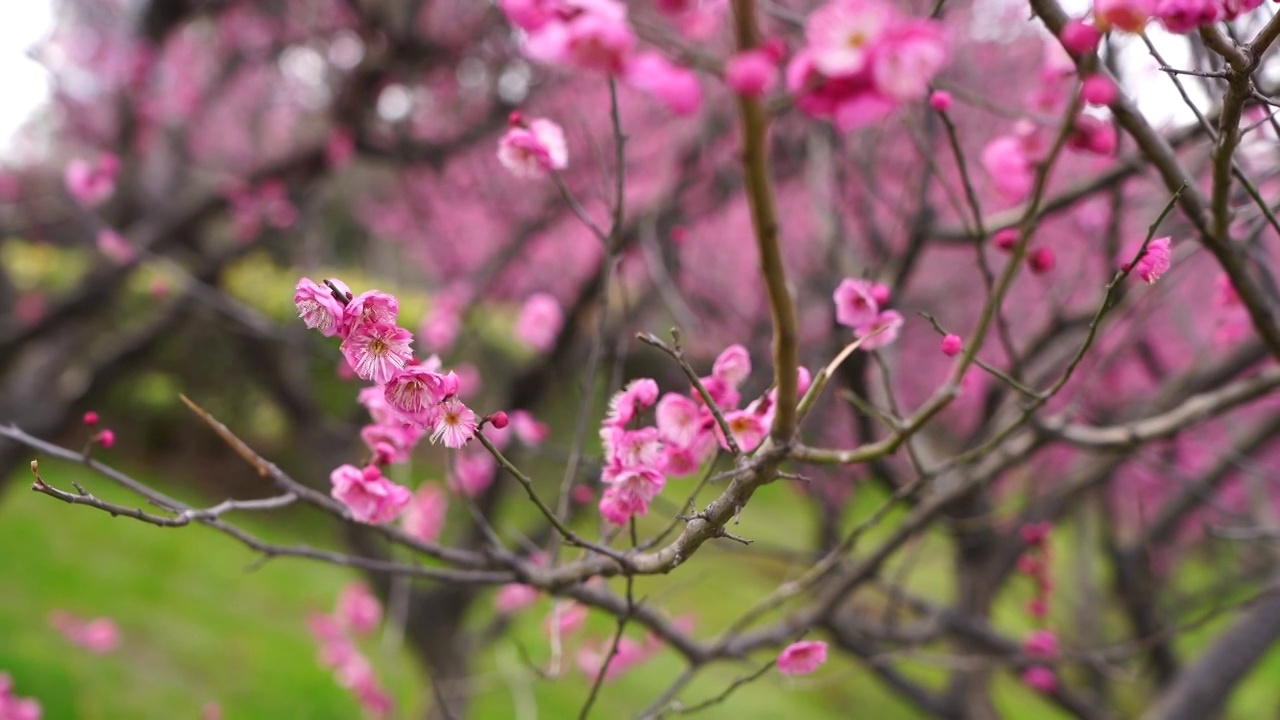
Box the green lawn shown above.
[3,452,1280,719]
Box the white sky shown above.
[0,1,54,158]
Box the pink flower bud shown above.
[1081,74,1117,106]
[777,640,828,675]
[929,90,953,111]
[1060,20,1101,55]
[870,283,892,305]
[1020,521,1052,545]
[1022,666,1057,693]
[97,429,116,449]
[489,411,510,429]
[83,411,100,426]
[993,228,1019,252]
[725,48,778,97]
[1028,248,1056,275]
[941,334,962,357]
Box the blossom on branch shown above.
[777,640,828,675]
[330,465,412,525]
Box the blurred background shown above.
[3,0,1280,719]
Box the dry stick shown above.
[1032,0,1280,364]
[935,184,1184,471]
[176,394,484,567]
[794,87,1087,466]
[476,433,636,569]
[552,79,628,558]
[637,331,742,456]
[663,659,775,717]
[17,446,512,584]
[578,529,638,720]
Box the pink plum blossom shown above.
[725,48,779,97]
[806,0,891,77]
[1122,236,1172,284]
[330,464,412,524]
[401,483,448,543]
[96,229,134,265]
[1155,0,1221,32]
[982,136,1034,202]
[834,278,880,328]
[295,278,347,337]
[510,410,550,446]
[856,310,904,350]
[335,582,382,635]
[872,21,948,102]
[384,366,453,416]
[523,0,635,75]
[1095,0,1156,32]
[515,293,564,351]
[495,583,539,614]
[605,378,660,428]
[498,118,569,179]
[449,451,496,497]
[712,344,752,387]
[1024,629,1060,659]
[623,52,703,115]
[777,640,828,675]
[64,153,119,207]
[1022,666,1058,693]
[340,322,413,385]
[431,397,478,448]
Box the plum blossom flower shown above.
[1024,629,1060,659]
[834,277,880,328]
[498,118,569,179]
[295,278,346,337]
[1155,0,1221,32]
[342,290,400,337]
[64,153,119,207]
[777,640,828,675]
[872,21,948,101]
[96,229,134,265]
[384,366,453,416]
[577,636,656,681]
[604,378,660,427]
[725,47,779,97]
[1095,0,1156,31]
[523,0,635,74]
[449,451,496,496]
[1021,666,1057,693]
[515,292,565,350]
[340,322,413,385]
[495,583,539,614]
[1122,236,1172,284]
[330,464,412,524]
[0,673,41,720]
[431,397,478,448]
[401,483,448,543]
[856,310,904,350]
[598,467,665,524]
[712,344,752,387]
[622,52,703,115]
[335,582,382,635]
[982,136,1034,201]
[49,611,120,654]
[806,0,891,77]
[720,409,767,452]
[510,410,550,446]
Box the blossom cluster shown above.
[787,0,948,131]
[295,278,485,523]
[0,674,39,720]
[832,278,903,350]
[596,346,811,525]
[1094,0,1263,34]
[307,584,393,717]
[501,0,702,115]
